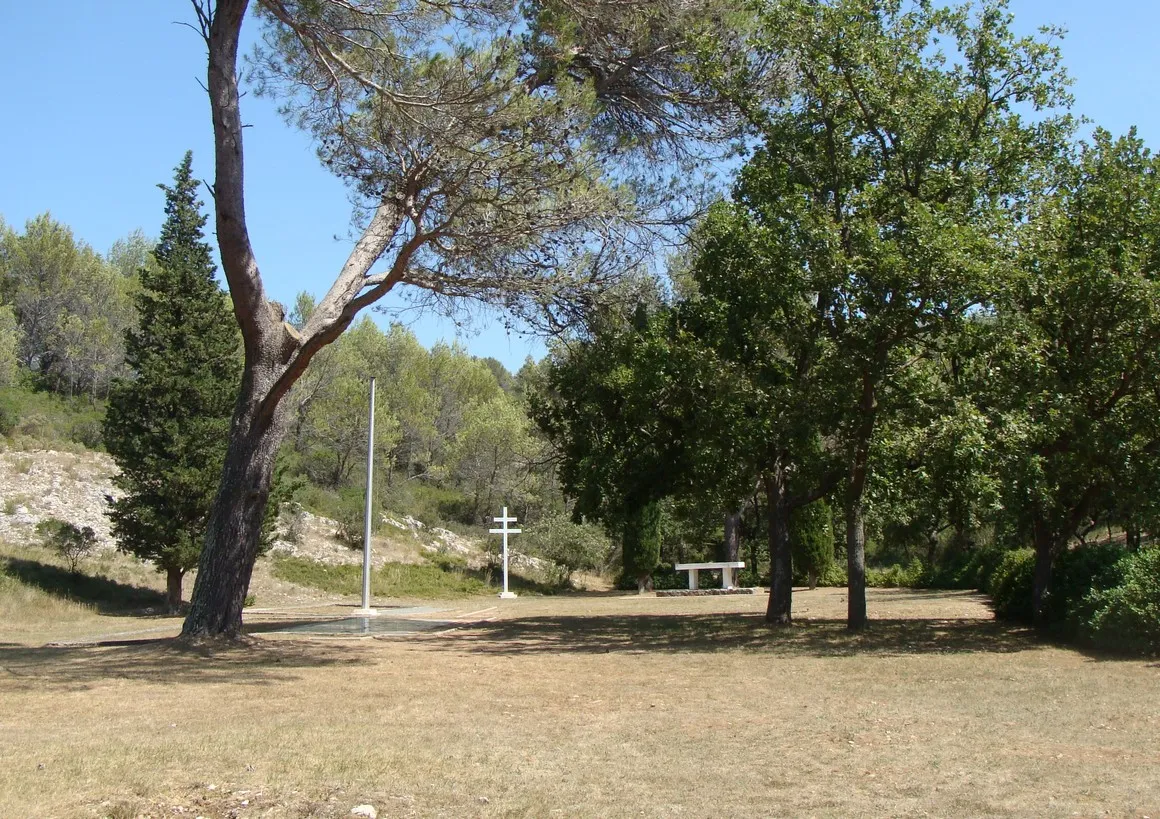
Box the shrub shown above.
[36,518,98,574]
[816,562,847,587]
[867,559,926,588]
[736,566,769,588]
[523,513,611,587]
[424,549,468,572]
[919,545,1009,591]
[1083,548,1160,656]
[333,488,377,549]
[1045,543,1127,635]
[0,396,18,437]
[790,499,834,589]
[989,549,1036,622]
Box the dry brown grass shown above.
[1,588,1158,818]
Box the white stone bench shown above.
[674,561,745,591]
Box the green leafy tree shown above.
[524,512,612,586]
[290,318,401,488]
[532,304,734,585]
[983,130,1160,621]
[103,152,242,612]
[706,0,1072,628]
[0,305,20,388]
[1,214,135,397]
[36,518,98,575]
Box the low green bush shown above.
[988,549,1036,622]
[1083,548,1160,656]
[920,546,1008,591]
[816,562,847,587]
[424,549,468,572]
[1044,542,1127,636]
[736,567,767,588]
[866,558,926,588]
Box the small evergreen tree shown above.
[103,152,241,612]
[623,500,662,594]
[790,499,834,590]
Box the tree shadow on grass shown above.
[0,637,358,693]
[2,556,168,614]
[424,612,1045,658]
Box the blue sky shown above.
[2,1,1158,371]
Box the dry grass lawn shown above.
[2,586,1158,818]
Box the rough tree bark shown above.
[181,0,408,639]
[844,372,877,632]
[1031,526,1056,627]
[845,496,867,630]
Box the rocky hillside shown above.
[0,447,546,572]
[0,449,121,549]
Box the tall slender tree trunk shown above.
[182,369,289,639]
[1126,522,1141,552]
[764,464,793,626]
[166,567,185,614]
[845,371,876,631]
[845,497,867,630]
[722,509,741,563]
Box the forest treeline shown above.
[0,210,609,585]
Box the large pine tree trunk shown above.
[764,465,793,626]
[181,369,288,639]
[845,497,868,631]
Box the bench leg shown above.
[723,567,735,589]
[689,569,699,590]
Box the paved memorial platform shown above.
[264,616,456,636]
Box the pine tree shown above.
[104,152,241,612]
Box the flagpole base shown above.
[498,592,518,599]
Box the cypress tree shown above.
[623,500,662,594]
[790,499,834,591]
[103,152,241,612]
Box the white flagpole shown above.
[354,376,378,616]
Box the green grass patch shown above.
[272,555,493,598]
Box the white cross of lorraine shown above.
[489,506,521,599]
